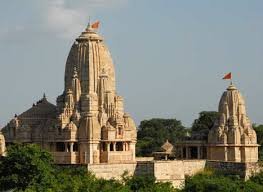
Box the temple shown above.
[175,83,259,163]
[0,23,260,188]
[1,24,137,164]
[207,83,258,162]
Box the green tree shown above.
[136,118,186,156]
[180,169,263,192]
[253,124,263,160]
[0,143,55,191]
[122,172,176,192]
[0,143,176,192]
[191,111,220,139]
[182,169,241,192]
[52,166,129,192]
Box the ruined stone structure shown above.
[207,84,258,162]
[2,24,137,164]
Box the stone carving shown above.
[1,23,137,164]
[208,84,259,162]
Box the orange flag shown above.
[91,21,100,29]
[223,72,232,80]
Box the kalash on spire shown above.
[2,22,137,165]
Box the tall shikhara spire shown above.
[57,23,137,164]
[208,84,258,162]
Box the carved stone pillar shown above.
[186,147,189,159]
[70,142,74,152]
[113,142,116,151]
[181,147,184,159]
[107,142,110,152]
[123,142,126,151]
[197,146,201,159]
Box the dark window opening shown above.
[110,143,114,151]
[56,142,65,152]
[101,142,107,152]
[116,142,123,151]
[118,127,123,135]
[73,143,78,152]
[190,147,198,159]
[183,147,186,158]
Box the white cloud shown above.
[46,0,86,39]
[0,0,127,41]
[44,0,128,39]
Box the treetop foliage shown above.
[136,118,186,156]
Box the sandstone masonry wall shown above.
[206,161,262,180]
[87,160,206,189]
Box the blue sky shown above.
[0,0,263,127]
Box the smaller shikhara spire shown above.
[207,82,259,162]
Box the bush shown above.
[0,143,55,191]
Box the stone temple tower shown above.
[55,24,137,164]
[208,84,259,162]
[2,24,137,165]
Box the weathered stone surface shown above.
[87,160,206,189]
[208,84,259,162]
[206,160,262,180]
[1,24,137,165]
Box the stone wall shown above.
[154,160,206,187]
[206,160,262,180]
[244,162,262,179]
[87,160,206,189]
[87,162,154,179]
[68,160,262,189]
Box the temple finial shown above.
[42,93,47,102]
[86,16,92,31]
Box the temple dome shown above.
[64,25,116,96]
[19,96,56,119]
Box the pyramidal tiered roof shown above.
[19,95,56,119]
